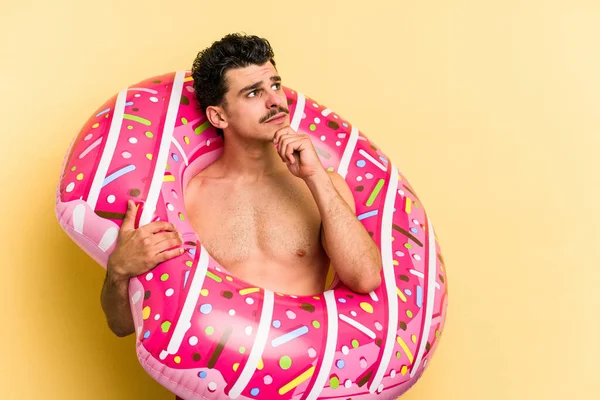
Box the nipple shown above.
[296,249,307,257]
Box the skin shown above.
[101,61,382,337]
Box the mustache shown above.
[259,106,290,123]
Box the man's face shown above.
[220,61,290,141]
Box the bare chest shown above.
[185,176,324,267]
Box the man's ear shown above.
[206,105,229,130]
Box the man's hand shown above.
[273,126,324,181]
[107,200,184,280]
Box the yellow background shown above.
[1,0,598,398]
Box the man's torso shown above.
[184,168,329,295]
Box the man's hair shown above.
[191,33,276,138]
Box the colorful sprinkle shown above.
[142,306,150,320]
[308,348,317,358]
[272,326,309,348]
[352,339,359,348]
[278,366,315,395]
[199,304,213,314]
[189,336,198,346]
[366,179,385,206]
[330,376,340,389]
[336,359,345,369]
[264,375,273,385]
[312,320,320,329]
[205,326,214,335]
[416,286,423,307]
[123,114,151,126]
[102,165,136,187]
[359,302,374,313]
[250,388,260,396]
[161,321,171,333]
[194,120,211,135]
[206,271,222,282]
[92,123,99,128]
[160,273,169,281]
[279,356,292,370]
[357,160,366,167]
[198,371,207,378]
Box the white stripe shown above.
[139,71,185,226]
[72,204,85,234]
[161,245,209,360]
[339,314,376,339]
[290,92,305,132]
[321,108,332,116]
[337,126,359,179]
[228,290,274,399]
[358,149,387,171]
[305,290,338,400]
[369,164,399,394]
[410,217,437,377]
[171,137,189,166]
[86,89,127,210]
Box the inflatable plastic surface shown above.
[56,71,448,399]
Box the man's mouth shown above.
[264,112,287,123]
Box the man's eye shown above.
[247,89,262,98]
[272,83,281,90]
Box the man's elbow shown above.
[107,321,135,338]
[350,270,382,294]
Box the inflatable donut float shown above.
[55,71,448,400]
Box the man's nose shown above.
[267,89,283,108]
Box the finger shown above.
[284,137,305,164]
[120,200,137,232]
[273,127,294,144]
[141,221,177,235]
[154,237,184,254]
[153,231,183,248]
[156,247,185,264]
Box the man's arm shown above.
[101,264,135,337]
[100,200,183,337]
[306,170,382,293]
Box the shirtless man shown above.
[101,34,382,344]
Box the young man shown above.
[101,34,382,343]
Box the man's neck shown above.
[212,134,288,182]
